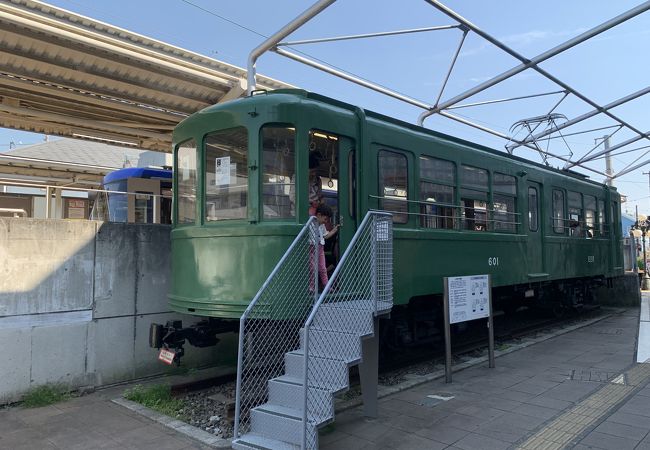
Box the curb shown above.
[111,397,232,449]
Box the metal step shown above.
[268,376,334,420]
[299,328,361,361]
[284,351,350,391]
[249,403,318,447]
[232,433,300,450]
[311,303,374,336]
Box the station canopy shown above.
[0,0,292,152]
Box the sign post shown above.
[443,274,494,383]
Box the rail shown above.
[233,216,320,440]
[301,211,393,448]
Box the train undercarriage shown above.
[150,276,607,365]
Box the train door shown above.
[526,181,545,275]
[308,130,356,262]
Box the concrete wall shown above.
[0,218,235,404]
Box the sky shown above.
[2,0,650,217]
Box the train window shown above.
[584,195,596,238]
[568,191,582,237]
[598,199,606,236]
[420,157,455,229]
[461,165,488,190]
[176,139,197,224]
[204,127,248,222]
[378,150,408,224]
[261,126,295,219]
[528,187,538,232]
[552,189,565,234]
[493,173,517,232]
[461,165,488,231]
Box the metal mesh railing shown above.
[302,212,393,448]
[233,217,320,440]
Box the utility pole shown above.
[604,136,613,187]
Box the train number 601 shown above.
[488,257,499,266]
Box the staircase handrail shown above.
[233,216,318,440]
[301,211,393,448]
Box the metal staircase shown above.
[232,212,393,449]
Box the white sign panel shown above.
[447,275,490,324]
[215,156,231,186]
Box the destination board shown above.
[447,274,490,324]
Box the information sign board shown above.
[443,274,494,382]
[447,274,490,324]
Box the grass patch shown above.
[123,384,187,420]
[22,384,70,408]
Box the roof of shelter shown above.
[0,138,168,188]
[0,0,293,151]
[1,138,157,169]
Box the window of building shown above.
[461,165,488,231]
[420,156,455,229]
[176,139,197,224]
[528,187,538,232]
[584,195,596,238]
[378,150,408,224]
[553,189,565,234]
[261,126,295,219]
[204,127,248,221]
[493,173,517,232]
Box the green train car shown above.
[151,89,623,355]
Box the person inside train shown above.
[289,152,323,216]
[310,203,340,291]
[308,152,323,216]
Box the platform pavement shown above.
[0,303,648,450]
[322,305,650,450]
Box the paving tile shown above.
[607,411,650,428]
[543,381,600,402]
[474,422,529,443]
[510,379,559,395]
[577,430,640,450]
[594,420,648,441]
[113,424,177,445]
[414,424,469,445]
[433,413,488,431]
[493,389,537,403]
[321,432,374,450]
[525,394,574,410]
[476,397,523,413]
[375,429,446,450]
[453,432,510,450]
[13,405,67,425]
[511,403,559,420]
[618,396,650,417]
[454,404,504,421]
[482,411,546,431]
[122,434,201,450]
[379,413,428,432]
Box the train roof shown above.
[181,89,616,192]
[104,167,172,184]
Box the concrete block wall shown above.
[0,218,234,404]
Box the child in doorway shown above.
[311,203,340,291]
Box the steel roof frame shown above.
[247,0,650,183]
